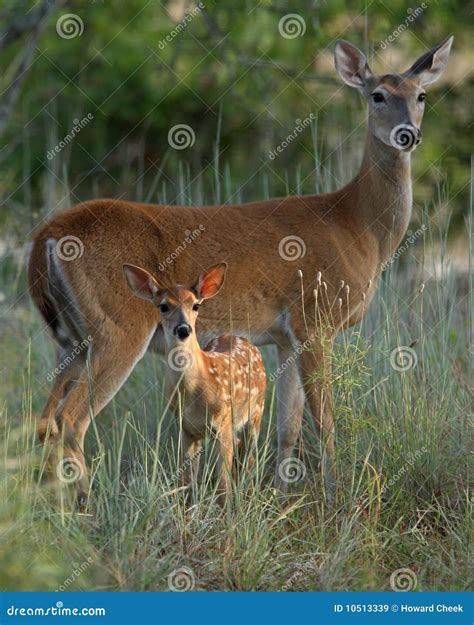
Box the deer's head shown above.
[334,37,453,152]
[123,262,227,345]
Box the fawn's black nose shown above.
[415,128,422,144]
[174,323,192,340]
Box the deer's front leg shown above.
[274,342,305,493]
[297,334,336,506]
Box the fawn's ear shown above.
[123,264,160,301]
[334,40,373,90]
[404,36,453,85]
[194,262,227,300]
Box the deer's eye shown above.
[418,93,426,103]
[159,303,169,313]
[371,92,385,103]
[192,303,200,312]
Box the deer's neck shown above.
[354,132,413,262]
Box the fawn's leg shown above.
[274,342,305,493]
[216,424,234,504]
[180,430,202,502]
[242,395,265,470]
[297,333,336,506]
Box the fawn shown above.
[123,261,267,500]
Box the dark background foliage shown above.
[0,0,471,232]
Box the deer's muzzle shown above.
[174,323,192,340]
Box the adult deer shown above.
[29,37,453,509]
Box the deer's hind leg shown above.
[37,335,93,488]
[38,345,86,445]
[47,318,157,510]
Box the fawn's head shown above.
[123,262,227,344]
[334,37,453,152]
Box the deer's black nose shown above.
[415,128,422,144]
[174,323,192,340]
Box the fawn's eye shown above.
[371,92,385,103]
[192,303,200,312]
[418,93,426,103]
[159,303,169,313]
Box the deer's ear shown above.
[334,40,373,89]
[404,36,453,85]
[194,262,227,300]
[123,264,160,301]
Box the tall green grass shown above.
[0,143,471,592]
